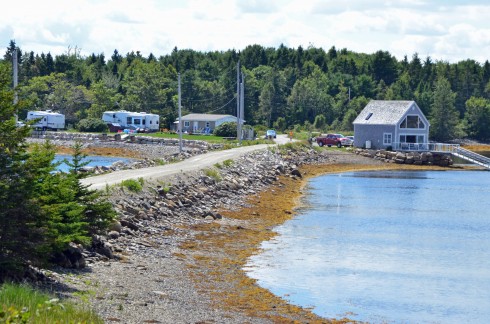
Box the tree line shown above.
[4,40,490,141]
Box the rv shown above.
[26,110,65,130]
[102,110,160,132]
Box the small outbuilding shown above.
[173,113,240,134]
[353,100,430,150]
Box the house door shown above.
[193,121,198,132]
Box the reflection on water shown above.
[246,170,490,324]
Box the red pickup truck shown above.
[315,133,345,147]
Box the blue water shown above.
[53,154,132,172]
[245,170,490,324]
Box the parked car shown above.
[265,129,277,139]
[340,135,354,146]
[316,133,347,147]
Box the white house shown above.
[173,114,240,133]
[353,100,430,150]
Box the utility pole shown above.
[178,73,183,153]
[13,48,18,122]
[236,61,240,142]
[239,72,245,144]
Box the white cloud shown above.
[1,0,489,63]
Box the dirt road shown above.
[81,144,271,190]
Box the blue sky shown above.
[2,0,489,63]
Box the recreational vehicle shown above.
[102,111,160,132]
[26,110,65,130]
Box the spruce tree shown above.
[0,62,115,280]
[429,77,459,142]
[0,61,50,277]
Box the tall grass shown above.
[0,282,103,323]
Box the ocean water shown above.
[53,154,133,172]
[245,170,490,324]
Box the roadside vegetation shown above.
[0,283,103,323]
[0,61,115,320]
[121,178,144,192]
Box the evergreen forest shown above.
[4,40,490,142]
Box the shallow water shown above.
[245,170,490,323]
[54,154,133,172]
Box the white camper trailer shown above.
[26,110,65,130]
[102,110,160,132]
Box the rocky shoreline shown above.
[33,139,462,323]
[35,144,343,323]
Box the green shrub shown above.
[121,179,143,192]
[214,159,234,169]
[222,159,234,167]
[77,118,108,132]
[213,122,237,137]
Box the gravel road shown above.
[81,144,272,190]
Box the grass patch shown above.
[121,178,143,192]
[0,282,103,323]
[214,159,234,169]
[204,168,222,182]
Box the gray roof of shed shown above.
[353,100,416,125]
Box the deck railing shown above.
[392,142,489,169]
[392,142,459,152]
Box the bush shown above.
[77,118,108,132]
[213,122,237,137]
[121,179,143,192]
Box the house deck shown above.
[393,142,490,169]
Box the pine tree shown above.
[429,77,459,141]
[0,63,115,279]
[0,61,51,277]
[64,141,116,235]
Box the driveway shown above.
[81,144,271,190]
[274,134,294,145]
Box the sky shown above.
[2,0,490,64]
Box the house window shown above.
[134,119,141,125]
[184,121,190,127]
[383,133,392,145]
[400,115,425,129]
[400,135,416,143]
[365,112,373,120]
[400,135,425,143]
[127,117,132,124]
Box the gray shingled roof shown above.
[353,100,416,125]
[180,114,236,121]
